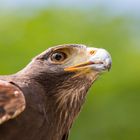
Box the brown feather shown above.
[0,80,25,124]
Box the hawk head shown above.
[19,44,111,113]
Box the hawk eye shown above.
[51,52,67,62]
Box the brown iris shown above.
[51,52,67,62]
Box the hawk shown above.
[0,44,112,140]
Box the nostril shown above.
[89,50,96,55]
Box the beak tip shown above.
[106,59,112,71]
[107,63,112,71]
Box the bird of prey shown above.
[0,44,112,140]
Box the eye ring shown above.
[50,52,67,63]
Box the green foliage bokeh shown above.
[0,9,140,140]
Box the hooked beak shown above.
[64,47,112,72]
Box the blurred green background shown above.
[0,0,140,140]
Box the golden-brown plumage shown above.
[0,44,111,140]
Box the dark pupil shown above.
[54,53,63,61]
